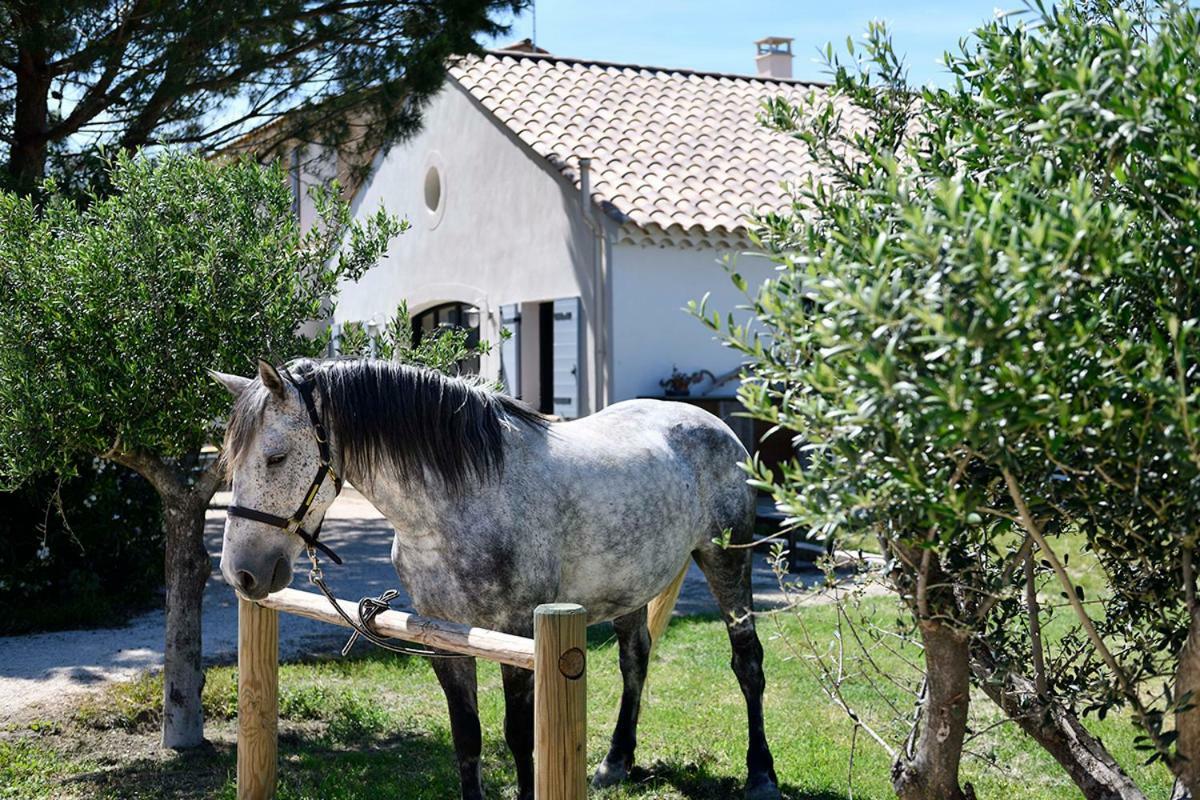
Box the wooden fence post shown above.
[533,603,587,800]
[238,598,278,800]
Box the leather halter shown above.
[226,370,344,565]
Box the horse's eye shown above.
[266,453,287,467]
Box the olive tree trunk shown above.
[1174,612,1200,797]
[113,450,221,749]
[972,642,1146,800]
[892,619,974,800]
[160,492,212,748]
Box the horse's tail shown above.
[646,562,689,650]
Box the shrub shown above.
[0,460,162,634]
[0,151,400,747]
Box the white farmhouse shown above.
[327,38,847,427]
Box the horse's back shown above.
[518,398,755,620]
[573,398,749,486]
[567,397,748,458]
[390,398,756,629]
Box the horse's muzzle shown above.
[226,555,292,600]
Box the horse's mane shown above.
[223,358,548,493]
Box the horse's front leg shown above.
[500,664,535,800]
[431,656,484,800]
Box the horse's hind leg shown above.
[693,542,781,800]
[431,656,484,800]
[593,605,652,788]
[500,664,534,800]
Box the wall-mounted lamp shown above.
[366,320,379,358]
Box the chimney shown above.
[497,38,551,55]
[755,37,794,79]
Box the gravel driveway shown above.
[0,488,841,725]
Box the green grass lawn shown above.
[0,598,1175,800]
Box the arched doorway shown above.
[412,302,481,375]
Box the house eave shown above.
[614,220,756,251]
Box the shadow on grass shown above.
[58,740,841,800]
[57,613,790,799]
[616,759,844,800]
[57,726,467,800]
[58,739,236,800]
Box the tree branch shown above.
[43,0,151,139]
[104,445,183,499]
[1026,548,1049,696]
[972,533,1033,623]
[192,454,226,506]
[1002,467,1167,758]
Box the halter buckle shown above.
[307,546,323,582]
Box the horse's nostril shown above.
[269,556,292,592]
[235,570,257,593]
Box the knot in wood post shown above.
[533,603,587,800]
[558,647,585,679]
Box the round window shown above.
[423,166,442,213]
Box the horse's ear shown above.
[208,369,251,398]
[257,359,286,399]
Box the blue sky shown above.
[482,1,1013,86]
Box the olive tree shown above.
[701,1,1199,797]
[0,151,400,747]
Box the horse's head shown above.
[211,360,340,600]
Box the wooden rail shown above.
[256,587,535,670]
[236,589,586,800]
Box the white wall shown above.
[335,82,597,403]
[334,79,774,413]
[608,244,774,402]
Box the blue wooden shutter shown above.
[499,304,521,397]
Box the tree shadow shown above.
[613,759,847,800]
[54,728,852,800]
[58,739,236,800]
[56,724,468,800]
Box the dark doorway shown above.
[538,301,553,414]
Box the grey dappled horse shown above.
[213,358,779,800]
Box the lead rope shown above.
[306,547,470,659]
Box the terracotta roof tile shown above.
[450,51,865,247]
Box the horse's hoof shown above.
[591,758,629,789]
[744,776,782,800]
